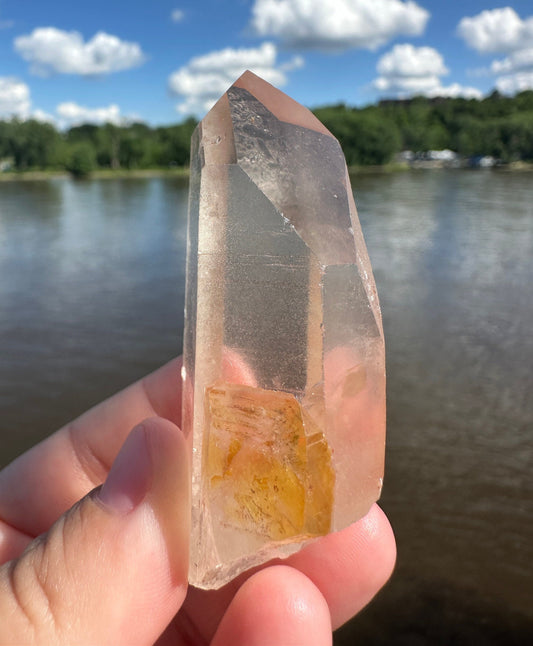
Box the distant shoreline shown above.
[0,168,190,182]
[347,161,533,173]
[1,162,532,182]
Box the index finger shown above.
[0,358,182,536]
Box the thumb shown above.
[0,417,190,646]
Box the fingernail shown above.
[98,424,152,514]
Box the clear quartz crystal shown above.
[183,71,385,589]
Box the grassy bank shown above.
[0,170,69,181]
[348,162,410,174]
[0,167,190,182]
[1,161,532,183]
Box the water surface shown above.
[0,171,531,642]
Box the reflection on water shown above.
[0,177,189,447]
[0,172,532,641]
[352,170,533,642]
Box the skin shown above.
[0,358,396,645]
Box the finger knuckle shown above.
[6,509,84,642]
[6,538,58,640]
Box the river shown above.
[0,171,532,644]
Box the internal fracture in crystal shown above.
[183,71,386,589]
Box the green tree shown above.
[5,119,61,169]
[314,107,401,165]
[155,117,197,166]
[96,124,121,169]
[65,142,96,178]
[119,123,152,168]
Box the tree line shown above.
[1,90,532,175]
[314,89,533,166]
[0,118,197,177]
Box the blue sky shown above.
[1,1,532,127]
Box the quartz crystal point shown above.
[183,71,385,589]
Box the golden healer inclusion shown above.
[205,382,335,541]
[183,71,386,589]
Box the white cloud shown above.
[280,54,305,72]
[377,43,448,78]
[56,102,123,126]
[250,0,429,51]
[14,27,145,76]
[496,71,533,95]
[490,37,533,95]
[0,77,30,118]
[0,80,126,127]
[374,44,482,99]
[458,8,533,95]
[168,42,302,115]
[31,108,56,123]
[171,9,185,22]
[491,47,533,75]
[457,7,533,54]
[0,78,58,123]
[425,83,483,100]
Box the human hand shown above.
[0,358,396,645]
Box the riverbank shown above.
[0,167,190,182]
[1,161,532,182]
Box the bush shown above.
[65,142,96,178]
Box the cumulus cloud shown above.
[14,27,145,76]
[171,9,185,22]
[168,42,303,115]
[0,79,124,126]
[491,47,533,75]
[458,8,533,95]
[495,71,533,95]
[0,78,57,122]
[377,43,448,78]
[0,77,31,118]
[56,102,123,126]
[374,44,482,99]
[457,7,533,54]
[250,0,429,51]
[31,108,56,124]
[424,83,483,100]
